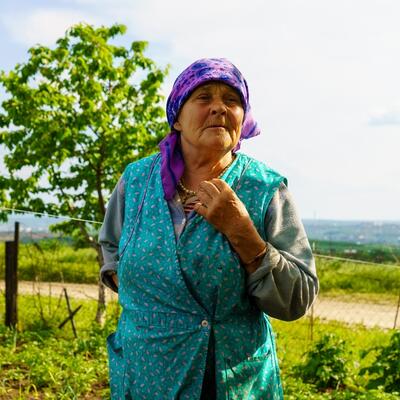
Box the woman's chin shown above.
[199,134,236,151]
[201,139,233,152]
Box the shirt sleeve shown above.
[246,182,319,321]
[98,176,125,292]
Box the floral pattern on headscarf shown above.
[159,58,260,199]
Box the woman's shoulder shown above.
[237,152,288,186]
[123,152,160,179]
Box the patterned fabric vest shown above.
[107,152,287,399]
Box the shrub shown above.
[294,333,351,390]
[360,330,400,393]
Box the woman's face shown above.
[173,82,244,154]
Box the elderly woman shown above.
[99,58,318,399]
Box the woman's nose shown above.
[210,98,227,115]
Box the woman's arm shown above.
[195,178,318,321]
[98,177,125,292]
[246,182,319,321]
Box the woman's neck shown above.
[180,150,234,191]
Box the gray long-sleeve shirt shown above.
[99,179,319,321]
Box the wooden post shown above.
[5,222,19,328]
[394,291,400,330]
[60,288,79,338]
[308,304,314,342]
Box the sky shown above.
[0,0,399,222]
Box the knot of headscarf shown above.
[159,58,260,199]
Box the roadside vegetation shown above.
[0,295,399,399]
[1,240,399,301]
[312,239,400,265]
[0,239,399,397]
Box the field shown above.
[311,239,400,265]
[0,295,399,399]
[0,240,399,398]
[1,240,399,296]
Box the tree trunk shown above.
[95,245,106,325]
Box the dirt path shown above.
[310,297,398,330]
[0,280,118,303]
[1,281,398,329]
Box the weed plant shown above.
[294,333,350,390]
[1,241,399,299]
[0,294,120,398]
[272,318,399,399]
[0,240,99,284]
[316,256,400,298]
[360,330,400,392]
[0,294,398,398]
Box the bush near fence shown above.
[0,295,399,399]
[1,238,399,398]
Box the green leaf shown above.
[0,22,168,247]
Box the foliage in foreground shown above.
[1,295,399,399]
[0,295,117,399]
[294,333,350,390]
[360,330,400,392]
[273,318,400,399]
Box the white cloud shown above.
[1,0,400,220]
[368,107,400,126]
[0,8,101,46]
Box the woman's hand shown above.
[194,179,267,272]
[111,273,119,288]
[194,179,249,237]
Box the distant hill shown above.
[1,214,400,246]
[303,219,400,246]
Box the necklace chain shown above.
[178,155,236,199]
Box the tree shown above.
[0,23,170,324]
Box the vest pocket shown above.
[107,332,131,399]
[223,348,281,400]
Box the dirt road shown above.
[1,280,398,329]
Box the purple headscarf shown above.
[159,58,260,199]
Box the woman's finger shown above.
[193,202,208,217]
[209,178,231,192]
[197,185,214,203]
[198,180,221,198]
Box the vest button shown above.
[201,320,209,328]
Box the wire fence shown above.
[1,209,399,334]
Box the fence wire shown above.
[1,210,399,333]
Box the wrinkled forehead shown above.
[187,81,243,101]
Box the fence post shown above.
[5,222,19,328]
[308,303,314,342]
[393,291,400,330]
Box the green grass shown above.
[271,317,399,399]
[1,241,400,300]
[0,295,399,399]
[316,256,400,297]
[311,239,400,265]
[0,295,118,399]
[0,240,99,284]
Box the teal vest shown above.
[107,152,286,399]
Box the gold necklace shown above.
[178,155,236,201]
